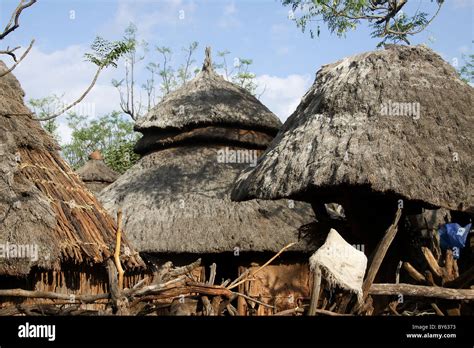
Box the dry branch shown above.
[369,283,474,300]
[0,288,108,303]
[403,262,426,283]
[0,39,34,77]
[361,207,402,302]
[0,0,37,40]
[114,210,125,290]
[227,242,296,290]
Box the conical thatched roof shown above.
[76,151,119,194]
[99,48,317,254]
[0,62,143,276]
[135,47,281,135]
[232,45,474,213]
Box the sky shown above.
[0,0,472,144]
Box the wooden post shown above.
[369,283,474,300]
[361,207,402,301]
[114,210,125,290]
[308,265,322,316]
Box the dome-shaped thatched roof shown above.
[76,151,119,194]
[232,45,474,213]
[99,48,317,254]
[0,63,143,276]
[135,47,281,135]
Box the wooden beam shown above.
[0,288,108,303]
[403,262,426,283]
[361,207,402,302]
[369,283,474,300]
[308,266,322,316]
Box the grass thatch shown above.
[100,145,317,254]
[232,45,473,214]
[135,47,281,136]
[100,48,317,254]
[76,151,119,194]
[0,62,144,276]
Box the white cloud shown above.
[256,74,312,122]
[218,1,241,28]
[12,45,124,144]
[101,0,197,41]
[224,1,237,15]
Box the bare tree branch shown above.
[0,0,37,40]
[35,66,103,121]
[0,39,34,78]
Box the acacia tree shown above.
[216,51,261,96]
[112,23,147,121]
[459,54,474,84]
[28,95,62,139]
[62,111,139,173]
[282,0,444,46]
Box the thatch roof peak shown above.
[202,46,214,73]
[232,45,473,213]
[89,150,103,160]
[135,48,281,137]
[76,154,118,183]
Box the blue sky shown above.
[0,0,472,143]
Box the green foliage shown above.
[459,54,474,84]
[62,111,140,173]
[216,51,259,95]
[84,36,134,69]
[28,95,61,141]
[282,0,444,46]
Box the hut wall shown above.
[237,263,312,315]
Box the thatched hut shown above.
[231,45,473,278]
[76,150,119,194]
[99,48,319,314]
[0,62,144,309]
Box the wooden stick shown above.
[207,263,217,286]
[422,247,443,278]
[308,265,321,316]
[403,262,426,283]
[361,207,402,302]
[201,296,214,316]
[114,210,125,290]
[273,307,305,316]
[131,276,186,297]
[226,303,238,316]
[369,283,474,300]
[0,288,108,303]
[162,259,201,282]
[445,249,454,282]
[314,308,352,316]
[232,292,276,309]
[431,303,445,316]
[227,242,296,290]
[445,265,474,289]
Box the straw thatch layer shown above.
[99,145,317,254]
[76,154,119,194]
[0,64,143,276]
[232,45,473,213]
[135,51,281,135]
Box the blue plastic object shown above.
[438,223,471,259]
